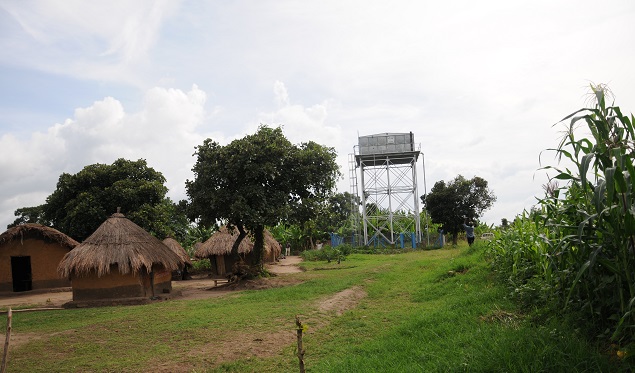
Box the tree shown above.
[422,175,496,245]
[8,205,49,228]
[12,158,187,241]
[319,192,361,236]
[186,125,340,273]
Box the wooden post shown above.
[295,315,305,373]
[1,308,12,373]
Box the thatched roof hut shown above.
[194,226,281,276]
[162,237,192,266]
[195,226,281,258]
[58,212,184,305]
[1,224,78,292]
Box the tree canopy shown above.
[422,175,496,244]
[186,125,340,271]
[10,158,188,241]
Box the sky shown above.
[0,0,634,231]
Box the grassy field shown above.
[2,242,622,372]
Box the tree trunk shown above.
[231,224,247,256]
[252,225,265,273]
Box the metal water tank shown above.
[358,132,415,155]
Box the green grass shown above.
[3,242,624,372]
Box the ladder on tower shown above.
[348,152,361,244]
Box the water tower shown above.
[351,132,422,246]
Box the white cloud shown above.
[0,0,181,85]
[0,85,208,229]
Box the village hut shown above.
[0,224,79,293]
[162,237,192,280]
[58,212,184,305]
[194,226,282,276]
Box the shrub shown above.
[190,259,212,273]
[300,247,347,263]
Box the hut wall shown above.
[215,255,226,276]
[71,269,145,300]
[0,238,71,292]
[151,265,173,295]
[71,265,173,301]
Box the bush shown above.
[300,247,347,263]
[190,259,212,273]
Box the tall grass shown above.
[488,84,635,350]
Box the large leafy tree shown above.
[11,158,188,241]
[186,125,340,272]
[422,175,496,244]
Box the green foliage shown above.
[12,158,187,241]
[190,258,212,273]
[317,192,361,237]
[182,224,216,257]
[268,192,360,252]
[487,84,635,346]
[186,125,340,268]
[8,205,48,228]
[300,245,351,262]
[422,175,496,244]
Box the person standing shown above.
[285,242,291,257]
[462,219,475,246]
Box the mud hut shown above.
[194,226,281,276]
[0,224,79,292]
[58,212,183,305]
[162,237,192,280]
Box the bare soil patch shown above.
[317,286,368,316]
[265,255,304,274]
[0,288,71,309]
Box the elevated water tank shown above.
[358,132,415,155]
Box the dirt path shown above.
[0,256,304,309]
[266,255,303,274]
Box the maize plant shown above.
[542,84,635,343]
[489,84,635,345]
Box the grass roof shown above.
[58,213,183,277]
[194,226,281,258]
[162,237,192,266]
[0,223,79,249]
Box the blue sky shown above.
[1,0,634,231]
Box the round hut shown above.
[194,226,282,276]
[0,224,78,292]
[162,237,192,280]
[58,212,183,305]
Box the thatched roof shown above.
[194,226,282,258]
[162,237,192,266]
[0,223,79,249]
[58,212,183,277]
